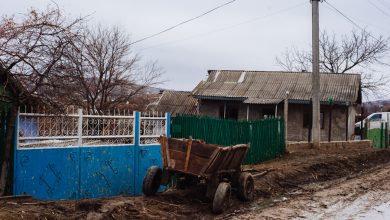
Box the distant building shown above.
[148,90,198,116]
[0,66,35,111]
[192,70,362,142]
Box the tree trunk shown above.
[0,105,17,196]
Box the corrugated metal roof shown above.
[192,70,361,104]
[149,90,198,116]
[243,98,283,104]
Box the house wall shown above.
[198,99,221,117]
[199,99,356,142]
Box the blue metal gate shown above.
[13,110,169,200]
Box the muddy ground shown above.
[235,162,390,219]
[1,146,390,219]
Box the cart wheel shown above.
[237,172,254,201]
[212,182,231,214]
[142,166,162,196]
[176,177,187,190]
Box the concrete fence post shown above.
[165,112,171,138]
[77,109,83,146]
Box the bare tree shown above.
[56,25,163,114]
[0,6,85,195]
[276,30,390,97]
[0,7,163,194]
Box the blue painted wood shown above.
[13,111,170,199]
[14,148,80,200]
[166,112,171,138]
[79,146,136,198]
[137,145,164,195]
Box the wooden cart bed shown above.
[159,136,249,178]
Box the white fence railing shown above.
[18,109,168,148]
[140,112,167,145]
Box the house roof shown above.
[192,70,361,105]
[0,65,40,109]
[149,90,198,116]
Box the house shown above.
[192,70,362,142]
[148,90,198,116]
[0,67,25,111]
[0,65,39,110]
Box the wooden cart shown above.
[142,136,254,214]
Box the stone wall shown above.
[287,140,372,153]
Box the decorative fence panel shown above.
[171,115,284,165]
[13,109,169,200]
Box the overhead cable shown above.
[130,0,238,45]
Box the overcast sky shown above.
[2,0,390,100]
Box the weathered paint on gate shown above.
[13,111,169,200]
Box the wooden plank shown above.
[216,147,233,171]
[168,138,219,158]
[165,167,199,177]
[200,148,220,175]
[188,156,210,175]
[168,149,209,174]
[191,141,220,158]
[159,136,167,168]
[0,195,32,200]
[164,136,171,168]
[184,138,193,172]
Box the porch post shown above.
[246,104,250,121]
[284,91,289,146]
[346,103,350,141]
[223,102,226,119]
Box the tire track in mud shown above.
[233,163,390,219]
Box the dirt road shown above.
[233,163,390,220]
[1,147,390,219]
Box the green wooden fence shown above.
[171,115,285,165]
[367,122,389,149]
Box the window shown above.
[370,114,382,121]
[303,111,324,129]
[226,105,238,120]
[303,111,311,128]
[219,103,238,120]
[219,105,224,119]
[262,108,274,119]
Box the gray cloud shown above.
[1,0,389,99]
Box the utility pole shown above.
[284,91,289,151]
[311,0,321,148]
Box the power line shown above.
[368,0,390,19]
[324,1,387,42]
[324,0,390,68]
[139,2,306,51]
[377,0,390,11]
[323,1,390,34]
[130,0,238,45]
[323,0,365,31]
